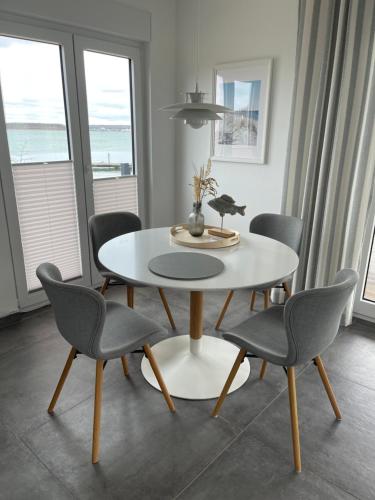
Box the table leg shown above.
[190,291,203,355]
[141,289,250,399]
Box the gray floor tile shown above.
[249,364,375,500]
[0,420,73,499]
[1,286,374,499]
[322,320,375,391]
[0,307,56,358]
[24,367,236,500]
[0,335,121,436]
[177,433,356,500]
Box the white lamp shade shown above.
[161,86,230,128]
[162,102,230,113]
[170,109,222,121]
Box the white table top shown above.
[98,227,299,291]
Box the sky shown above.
[216,75,261,112]
[0,35,132,126]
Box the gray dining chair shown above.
[37,262,175,464]
[212,269,358,472]
[89,211,176,330]
[216,213,304,330]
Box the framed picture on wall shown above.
[211,58,272,164]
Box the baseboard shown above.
[352,312,375,326]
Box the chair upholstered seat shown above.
[89,211,176,330]
[36,262,175,464]
[213,269,359,473]
[249,273,295,291]
[101,270,146,288]
[215,213,303,330]
[223,306,288,365]
[99,301,166,359]
[247,215,302,292]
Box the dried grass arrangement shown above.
[192,159,218,205]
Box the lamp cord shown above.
[193,0,201,90]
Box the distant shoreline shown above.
[7,123,131,131]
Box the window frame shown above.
[354,193,375,322]
[0,35,72,166]
[0,20,92,309]
[0,18,148,311]
[73,35,146,224]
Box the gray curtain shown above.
[283,0,375,324]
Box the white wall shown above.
[0,184,18,316]
[115,0,177,227]
[175,0,298,233]
[0,0,151,41]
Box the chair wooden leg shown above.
[127,286,134,308]
[287,367,301,473]
[215,290,234,330]
[250,290,256,310]
[48,347,77,414]
[212,348,247,417]
[158,288,176,330]
[259,360,268,380]
[143,344,175,413]
[92,359,104,464]
[121,356,129,377]
[283,281,291,298]
[263,289,270,309]
[314,356,342,420]
[100,277,110,295]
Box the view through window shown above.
[83,50,134,179]
[0,35,70,163]
[363,229,375,302]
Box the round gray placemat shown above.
[148,252,224,280]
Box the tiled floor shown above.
[0,285,374,499]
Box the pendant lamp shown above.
[161,0,230,129]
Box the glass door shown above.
[0,24,146,308]
[354,197,375,321]
[0,21,91,308]
[74,37,145,225]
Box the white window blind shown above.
[12,161,82,291]
[93,175,138,214]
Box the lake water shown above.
[7,128,133,167]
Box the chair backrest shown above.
[250,213,303,255]
[36,263,106,358]
[283,269,358,366]
[89,211,141,272]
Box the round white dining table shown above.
[99,227,299,400]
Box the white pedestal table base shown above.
[141,335,250,400]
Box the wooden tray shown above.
[170,224,240,249]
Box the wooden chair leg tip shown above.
[47,409,54,415]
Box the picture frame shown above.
[211,58,272,164]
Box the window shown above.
[0,35,82,291]
[0,26,143,306]
[83,50,134,179]
[0,36,70,163]
[363,229,375,302]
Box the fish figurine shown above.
[208,194,246,217]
